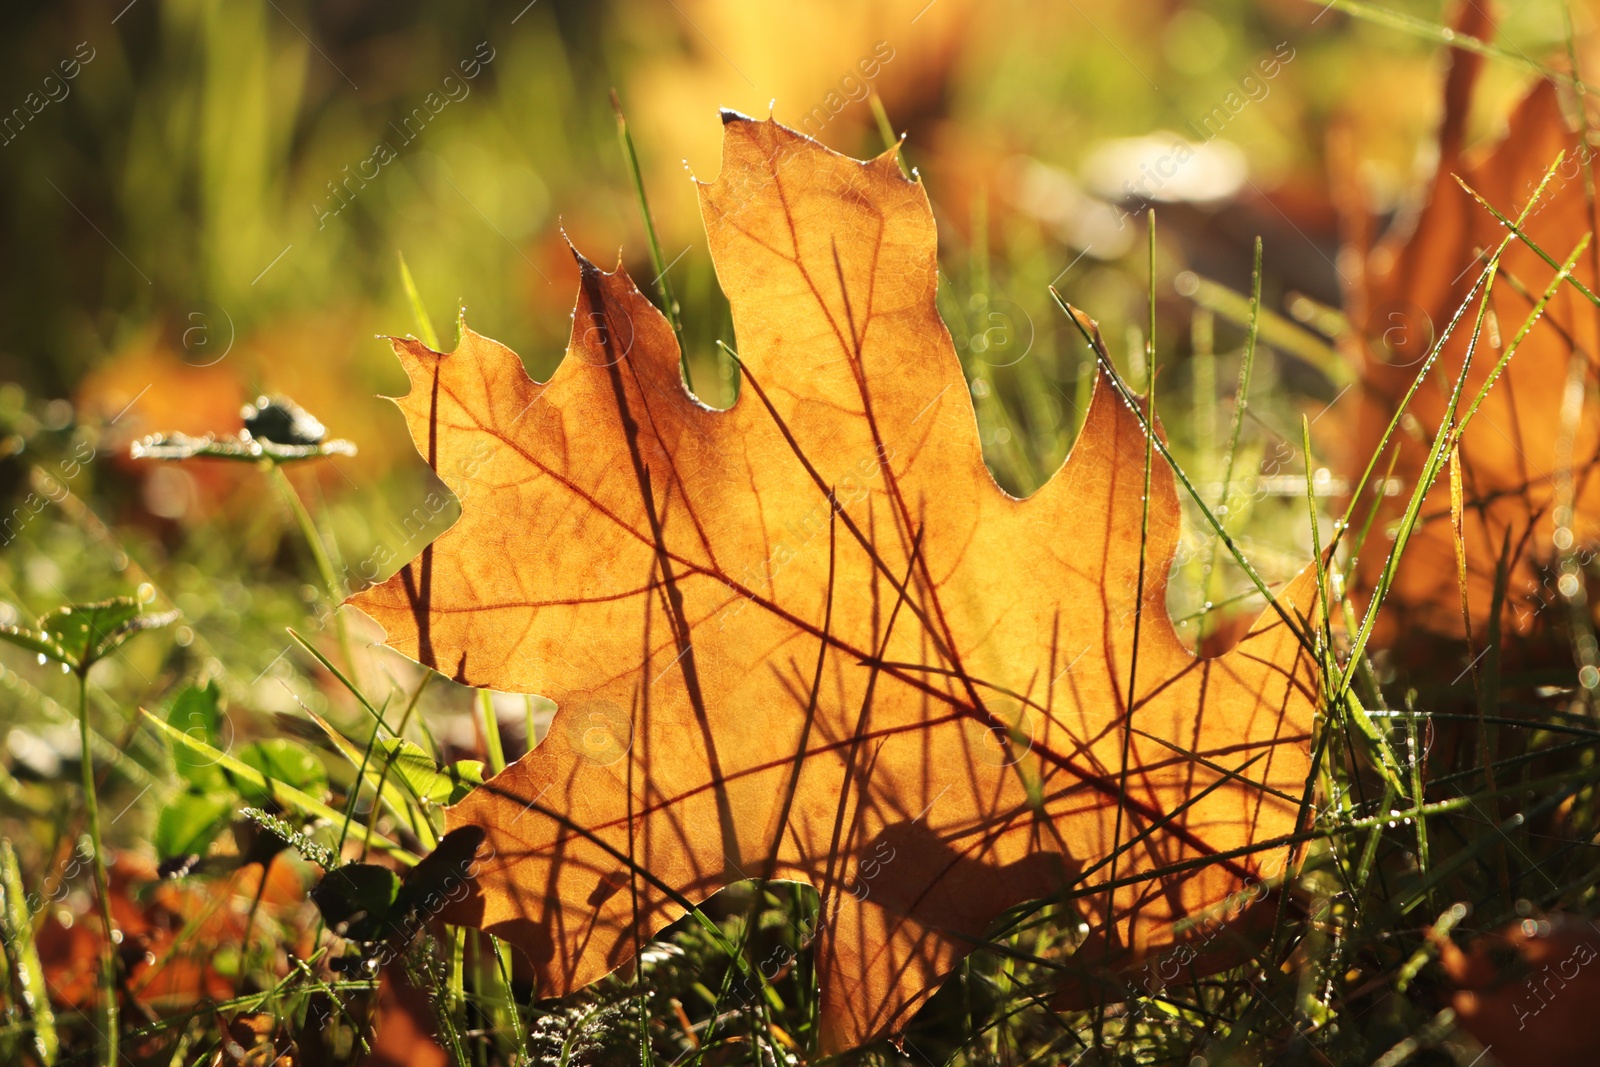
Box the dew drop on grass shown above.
[36,653,45,665]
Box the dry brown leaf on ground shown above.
[350,113,1322,1052]
[1441,914,1600,1066]
[38,852,302,1014]
[1341,4,1600,642]
[357,965,448,1067]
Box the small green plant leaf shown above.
[52,598,179,670]
[311,826,485,946]
[233,739,327,806]
[0,597,177,673]
[165,682,229,792]
[380,738,483,805]
[311,862,403,942]
[0,622,74,667]
[154,791,234,861]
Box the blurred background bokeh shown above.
[0,0,1595,819]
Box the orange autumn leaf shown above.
[38,853,303,1013]
[358,965,448,1067]
[1342,6,1600,640]
[351,113,1321,1052]
[1442,915,1600,1066]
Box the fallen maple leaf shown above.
[1342,6,1600,640]
[351,113,1321,1051]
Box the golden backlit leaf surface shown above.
[351,115,1319,1051]
[1345,20,1600,639]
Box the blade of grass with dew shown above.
[1105,210,1159,967]
[1201,241,1261,634]
[1446,236,1591,454]
[1314,0,1598,93]
[1402,691,1432,914]
[867,90,909,178]
[398,250,441,350]
[0,839,55,1066]
[1455,174,1600,308]
[1329,152,1569,555]
[478,688,507,775]
[1335,266,1499,709]
[1338,234,1589,709]
[1301,417,1371,844]
[612,89,691,391]
[1301,418,1333,669]
[1447,441,1501,808]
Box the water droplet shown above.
[36,654,46,666]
